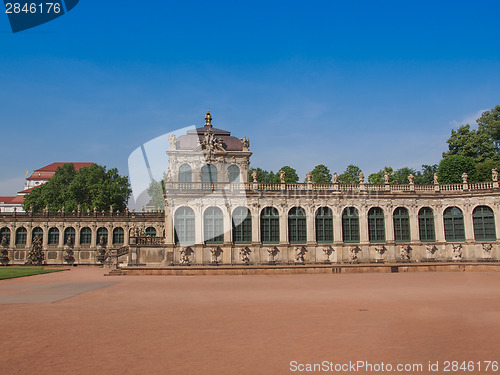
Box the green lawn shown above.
[0,268,66,280]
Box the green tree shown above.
[443,124,497,162]
[392,167,417,184]
[437,155,477,184]
[279,166,299,183]
[368,166,393,184]
[249,168,277,183]
[147,178,166,210]
[414,164,438,185]
[475,159,500,182]
[477,105,500,151]
[338,165,362,184]
[307,164,332,183]
[23,164,132,213]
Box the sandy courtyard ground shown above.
[1,268,499,375]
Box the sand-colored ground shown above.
[1,267,499,375]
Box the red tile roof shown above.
[0,196,16,204]
[27,162,94,180]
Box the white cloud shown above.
[450,109,488,128]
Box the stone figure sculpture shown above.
[349,246,360,262]
[306,172,312,184]
[267,247,279,263]
[251,170,258,183]
[180,247,192,265]
[408,174,414,184]
[333,172,338,183]
[239,247,251,264]
[384,171,390,183]
[322,246,333,262]
[210,247,222,264]
[492,168,498,182]
[375,246,386,261]
[400,245,411,261]
[426,245,438,260]
[358,171,364,184]
[433,173,439,184]
[462,172,468,184]
[482,243,493,260]
[279,170,285,183]
[168,134,177,150]
[294,247,307,263]
[452,244,463,261]
[240,137,250,150]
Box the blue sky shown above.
[1,0,499,199]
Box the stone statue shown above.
[210,247,222,264]
[433,173,439,184]
[168,134,177,150]
[240,137,250,150]
[267,247,279,263]
[349,246,360,262]
[333,172,338,183]
[166,167,172,182]
[25,235,44,266]
[482,243,493,260]
[322,246,333,262]
[279,170,285,184]
[452,244,463,261]
[375,246,386,262]
[202,129,225,153]
[251,170,258,183]
[239,247,251,264]
[408,174,415,184]
[306,172,312,184]
[1,235,7,247]
[462,172,468,184]
[358,171,364,184]
[384,171,390,184]
[400,245,411,261]
[65,236,74,246]
[492,168,498,182]
[426,245,438,260]
[0,236,9,266]
[180,247,192,265]
[294,247,307,263]
[98,235,106,247]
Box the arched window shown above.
[80,227,92,245]
[473,206,496,241]
[316,207,333,243]
[174,206,195,245]
[443,207,465,242]
[64,227,75,244]
[178,164,192,183]
[288,207,307,244]
[261,207,279,244]
[368,207,385,242]
[418,207,435,242]
[97,227,108,244]
[228,165,240,183]
[232,206,252,244]
[48,227,59,245]
[113,227,124,245]
[32,227,43,242]
[15,227,27,245]
[0,227,11,244]
[342,207,359,243]
[145,227,157,237]
[201,164,217,183]
[204,207,224,244]
[394,207,410,242]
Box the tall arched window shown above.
[232,206,252,243]
[288,207,307,244]
[48,227,59,245]
[394,207,410,242]
[0,227,11,244]
[174,206,195,245]
[178,164,192,183]
[80,227,92,245]
[316,207,333,243]
[64,227,75,244]
[97,227,108,243]
[113,227,124,245]
[418,207,435,242]
[261,207,279,244]
[473,206,496,241]
[201,164,218,183]
[368,207,385,242]
[15,227,27,245]
[32,227,43,242]
[443,207,465,242]
[228,165,240,183]
[204,207,224,244]
[342,207,359,243]
[145,227,157,237]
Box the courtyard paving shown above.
[1,267,499,374]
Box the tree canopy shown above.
[338,165,362,184]
[23,164,132,213]
[443,124,497,162]
[437,155,477,184]
[249,166,299,183]
[147,177,166,210]
[307,164,332,183]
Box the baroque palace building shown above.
[1,112,499,266]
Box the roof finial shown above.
[205,110,212,128]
